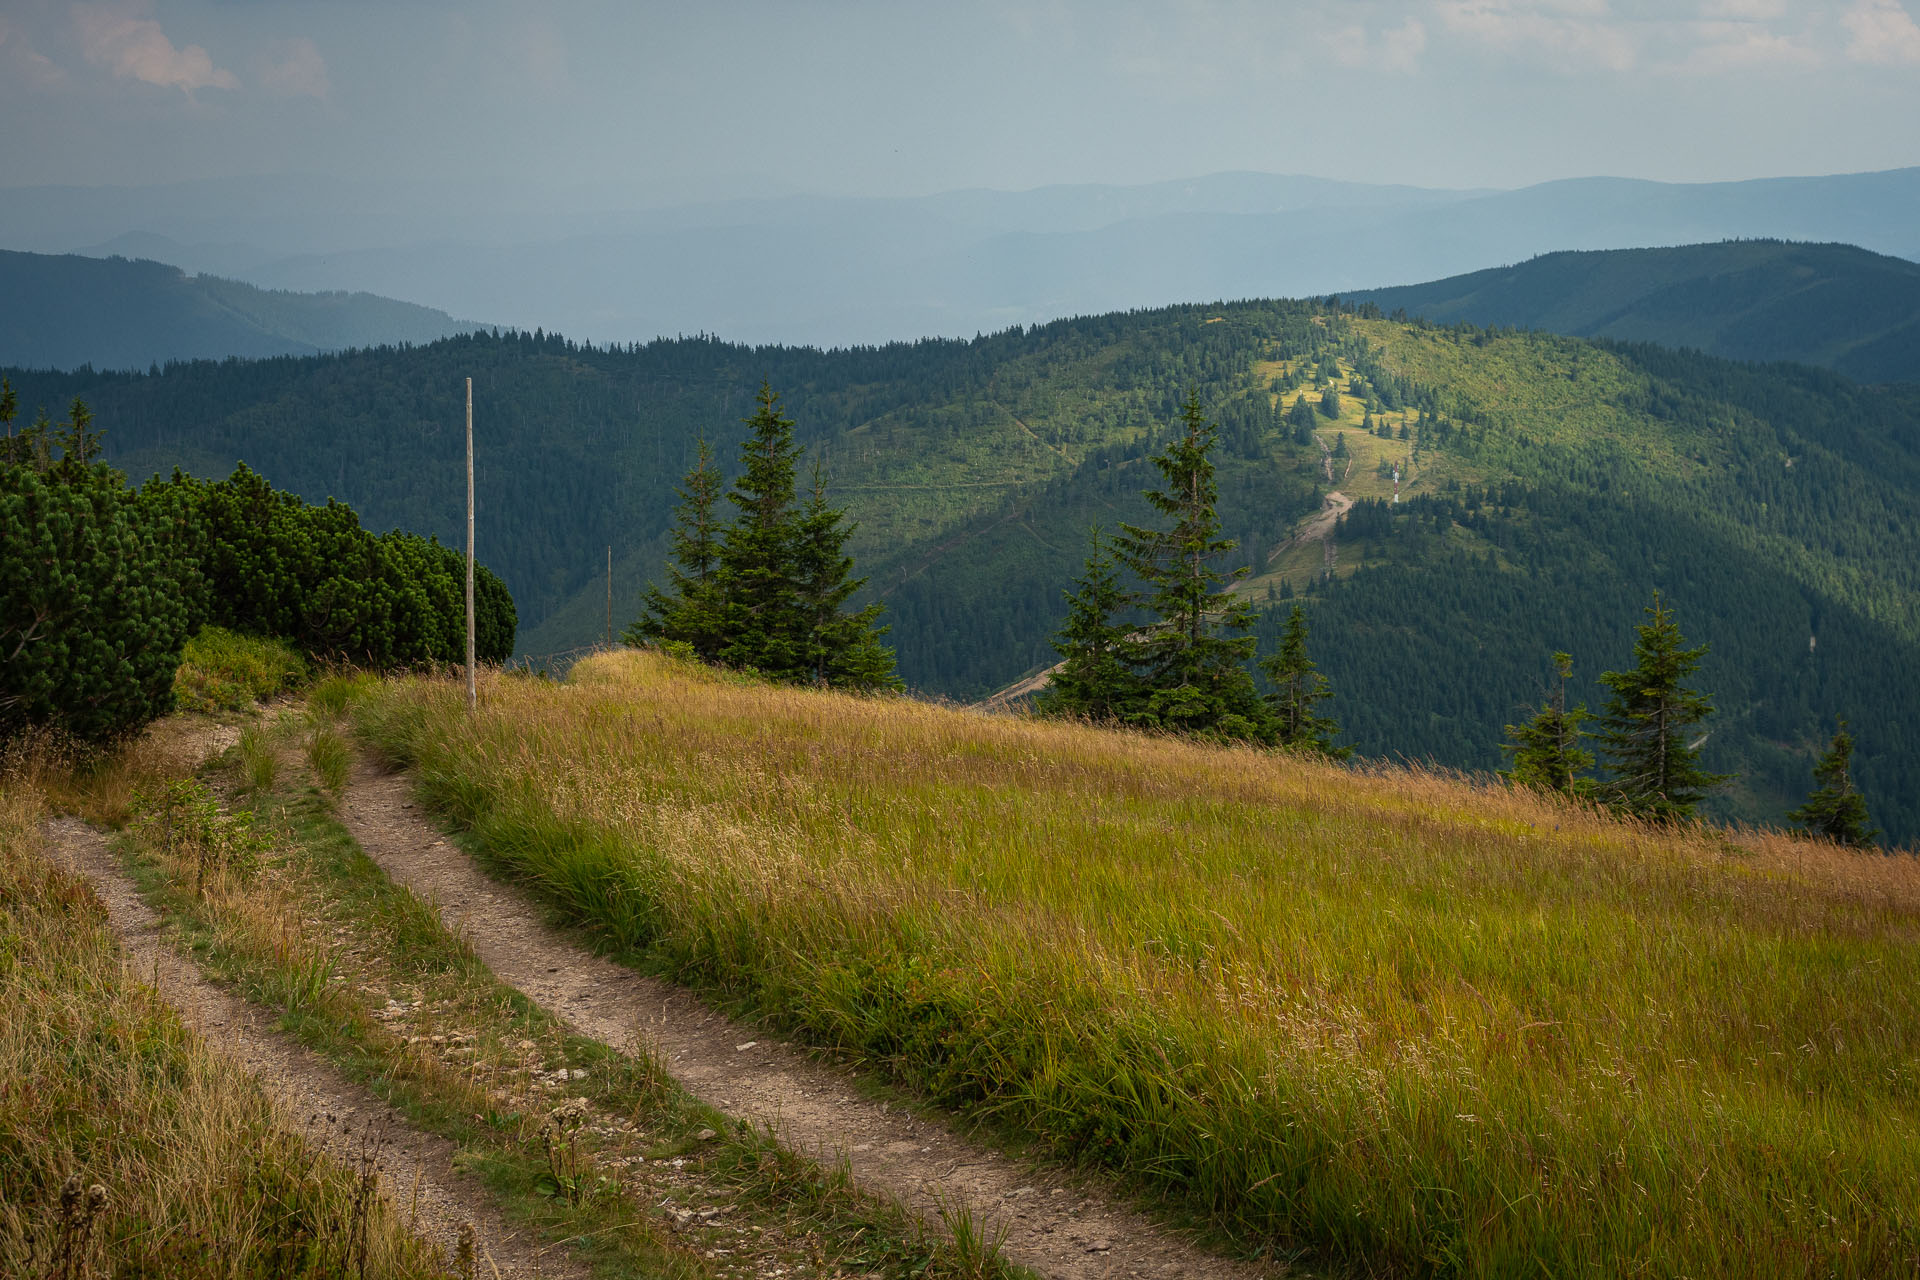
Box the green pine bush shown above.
[2,399,190,743]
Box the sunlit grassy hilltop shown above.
[354,650,1920,1278]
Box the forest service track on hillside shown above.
[44,816,582,1280]
[1269,490,1351,561]
[340,758,1277,1280]
[975,489,1354,709]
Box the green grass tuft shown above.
[235,724,278,794]
[309,672,379,718]
[306,726,351,797]
[172,627,309,713]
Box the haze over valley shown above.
[8,165,1920,352]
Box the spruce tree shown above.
[1112,392,1269,739]
[791,463,897,689]
[1288,395,1319,443]
[1042,528,1143,722]
[715,382,808,677]
[1500,651,1594,796]
[1787,719,1877,847]
[1261,604,1344,756]
[628,438,727,660]
[640,384,895,690]
[1596,594,1730,821]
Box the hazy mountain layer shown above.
[0,250,483,372]
[1353,241,1920,383]
[7,168,1917,347]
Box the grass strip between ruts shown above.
[118,709,1032,1280]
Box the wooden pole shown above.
[465,378,476,711]
[605,545,613,648]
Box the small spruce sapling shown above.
[1500,651,1595,797]
[1787,719,1878,848]
[1043,527,1143,722]
[1261,604,1345,758]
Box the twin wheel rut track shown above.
[47,814,583,1280]
[48,745,1272,1280]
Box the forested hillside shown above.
[1352,240,1920,382]
[0,250,483,371]
[9,302,1917,841]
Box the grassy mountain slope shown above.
[1352,240,1920,382]
[356,649,1920,1278]
[8,303,1918,840]
[0,249,483,372]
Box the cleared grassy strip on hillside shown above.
[356,652,1920,1277]
[0,770,442,1279]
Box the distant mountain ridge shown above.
[4,166,1918,347]
[1351,241,1920,383]
[0,250,484,372]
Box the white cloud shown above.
[259,36,330,99]
[1329,15,1427,73]
[1437,0,1639,71]
[1697,0,1789,19]
[74,4,238,93]
[0,16,66,87]
[1380,17,1430,72]
[1842,0,1920,64]
[1677,18,1821,69]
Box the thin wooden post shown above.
[605,545,613,648]
[465,378,476,711]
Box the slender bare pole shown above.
[465,377,476,711]
[605,545,613,648]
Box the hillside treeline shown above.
[1,390,514,742]
[5,302,1916,840]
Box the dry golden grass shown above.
[0,763,441,1279]
[1,717,237,827]
[356,650,1920,1277]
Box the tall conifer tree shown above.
[637,383,893,689]
[627,438,726,659]
[1112,392,1268,739]
[1597,595,1730,821]
[792,463,897,689]
[716,382,808,676]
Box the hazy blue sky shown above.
[4,0,1918,200]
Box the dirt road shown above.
[341,759,1276,1280]
[46,816,581,1279]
